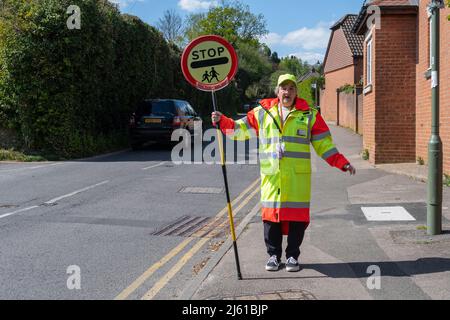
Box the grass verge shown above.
[0,149,47,162]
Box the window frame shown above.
[366,37,373,86]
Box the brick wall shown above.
[339,92,356,130]
[324,28,354,74]
[357,91,364,135]
[337,88,364,134]
[364,13,417,164]
[442,7,450,175]
[416,2,450,175]
[321,66,356,122]
[354,58,364,86]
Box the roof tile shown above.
[333,14,365,57]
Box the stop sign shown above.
[181,35,238,92]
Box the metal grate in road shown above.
[152,215,211,237]
[151,215,234,238]
[0,204,19,209]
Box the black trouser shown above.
[264,221,307,261]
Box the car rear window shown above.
[136,100,177,116]
[152,101,177,115]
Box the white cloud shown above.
[260,33,283,46]
[288,52,325,65]
[178,0,218,12]
[261,21,334,51]
[108,0,144,9]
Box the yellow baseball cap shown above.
[277,74,297,87]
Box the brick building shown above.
[321,0,449,174]
[321,15,364,124]
[415,0,450,174]
[353,0,419,164]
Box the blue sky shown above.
[109,0,365,63]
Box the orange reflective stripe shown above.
[261,207,310,224]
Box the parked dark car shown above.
[128,99,203,150]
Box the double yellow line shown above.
[115,177,260,300]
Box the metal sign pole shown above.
[181,35,241,279]
[211,90,242,280]
[427,0,444,235]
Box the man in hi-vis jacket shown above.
[212,74,356,272]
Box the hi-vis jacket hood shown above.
[219,98,349,230]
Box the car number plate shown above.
[145,119,162,124]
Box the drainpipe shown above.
[355,87,359,134]
[336,89,340,126]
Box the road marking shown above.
[141,237,210,300]
[0,162,63,173]
[115,177,260,300]
[206,186,260,238]
[142,162,167,171]
[114,237,195,300]
[0,180,110,220]
[45,180,110,205]
[0,206,39,219]
[191,178,260,238]
[139,179,260,300]
[190,179,259,238]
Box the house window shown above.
[366,38,373,85]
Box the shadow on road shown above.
[242,258,450,280]
[302,258,450,278]
[74,140,258,164]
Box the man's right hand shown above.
[211,111,223,125]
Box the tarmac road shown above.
[0,138,260,300]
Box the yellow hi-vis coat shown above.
[219,98,350,229]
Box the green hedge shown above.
[297,78,314,108]
[0,0,221,158]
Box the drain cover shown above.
[0,204,19,209]
[362,206,416,221]
[179,187,224,194]
[151,215,231,238]
[217,289,317,300]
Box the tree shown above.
[185,0,267,45]
[157,9,184,47]
[297,78,315,108]
[237,41,272,100]
[279,56,310,78]
[270,52,281,65]
[448,0,450,21]
[184,0,270,104]
[0,0,184,157]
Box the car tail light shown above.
[172,116,181,127]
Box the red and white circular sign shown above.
[181,35,238,92]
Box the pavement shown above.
[179,124,450,301]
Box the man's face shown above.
[278,82,297,107]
